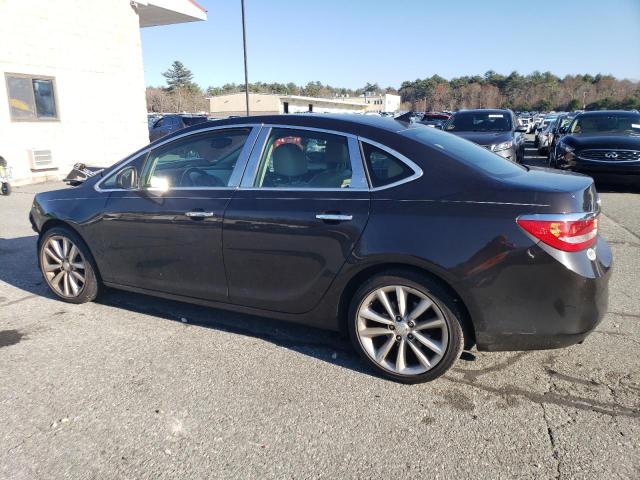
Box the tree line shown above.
[146,62,640,113]
[399,71,640,111]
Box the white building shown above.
[208,92,401,117]
[208,93,371,117]
[358,93,401,113]
[0,0,206,185]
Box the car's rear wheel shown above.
[348,272,464,383]
[38,227,99,304]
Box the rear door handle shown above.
[186,211,215,218]
[315,213,353,222]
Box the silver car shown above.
[536,119,557,155]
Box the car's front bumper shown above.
[557,153,640,179]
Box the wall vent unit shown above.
[29,149,54,170]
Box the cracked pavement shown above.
[1,139,639,479]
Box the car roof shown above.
[576,110,639,117]
[162,113,411,143]
[456,109,511,114]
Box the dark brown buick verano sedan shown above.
[30,114,611,383]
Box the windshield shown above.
[569,113,640,135]
[401,126,526,178]
[445,112,512,132]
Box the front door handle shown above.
[315,213,353,222]
[186,211,215,218]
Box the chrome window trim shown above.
[238,124,369,191]
[357,137,423,191]
[95,123,262,193]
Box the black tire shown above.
[348,271,465,384]
[1,182,10,195]
[38,226,100,304]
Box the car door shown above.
[96,125,260,301]
[223,126,370,314]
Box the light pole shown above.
[241,0,249,116]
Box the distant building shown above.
[208,93,374,117]
[356,93,401,113]
[0,0,206,185]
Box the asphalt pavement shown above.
[1,137,639,479]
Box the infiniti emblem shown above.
[604,151,618,159]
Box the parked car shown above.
[547,114,576,166]
[442,109,527,163]
[418,112,450,128]
[534,115,558,135]
[534,118,555,146]
[148,114,208,142]
[537,119,557,155]
[553,110,640,182]
[533,113,546,129]
[30,114,611,384]
[518,116,533,133]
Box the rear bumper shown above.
[469,237,612,352]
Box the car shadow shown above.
[0,234,375,378]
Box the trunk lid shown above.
[495,166,599,214]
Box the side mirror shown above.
[116,166,138,190]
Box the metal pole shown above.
[241,0,249,116]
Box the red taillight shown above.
[517,215,598,252]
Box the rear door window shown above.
[253,128,356,189]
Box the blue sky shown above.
[140,0,640,89]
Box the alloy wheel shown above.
[41,235,86,298]
[356,285,449,376]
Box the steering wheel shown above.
[180,167,224,187]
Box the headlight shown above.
[558,142,574,152]
[491,141,513,152]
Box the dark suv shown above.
[442,109,527,163]
[149,114,208,142]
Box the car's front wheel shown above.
[348,272,464,383]
[38,226,100,304]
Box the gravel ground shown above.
[1,137,639,479]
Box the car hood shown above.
[563,133,640,150]
[449,131,513,146]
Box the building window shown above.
[5,73,58,121]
